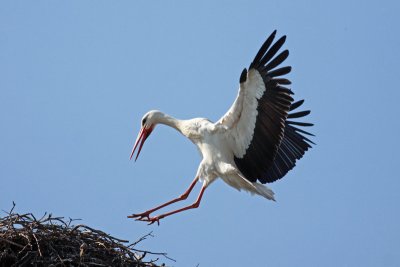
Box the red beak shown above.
[130,126,153,161]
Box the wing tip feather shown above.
[239,68,247,83]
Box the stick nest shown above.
[0,204,171,266]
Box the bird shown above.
[128,30,314,225]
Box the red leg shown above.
[128,176,198,221]
[145,184,207,225]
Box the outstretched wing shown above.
[261,100,314,183]
[216,31,313,184]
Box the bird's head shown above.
[130,110,164,161]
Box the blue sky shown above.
[1,1,400,266]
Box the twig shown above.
[131,231,154,247]
[0,236,24,248]
[132,248,176,262]
[0,204,172,266]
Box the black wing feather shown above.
[262,100,314,183]
[290,99,304,111]
[286,121,314,127]
[250,30,277,69]
[234,31,294,183]
[259,36,287,67]
[264,50,289,72]
[233,31,314,184]
[267,66,292,77]
[273,78,291,85]
[288,110,311,119]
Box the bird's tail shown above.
[253,183,276,201]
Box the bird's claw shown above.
[136,215,161,225]
[128,212,162,225]
[146,216,160,225]
[127,212,151,221]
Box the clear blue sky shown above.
[1,1,400,266]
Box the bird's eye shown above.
[142,118,147,125]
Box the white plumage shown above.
[128,31,314,225]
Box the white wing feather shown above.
[216,69,266,158]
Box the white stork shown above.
[128,31,314,225]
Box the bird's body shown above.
[129,31,314,224]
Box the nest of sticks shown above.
[0,204,173,266]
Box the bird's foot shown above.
[144,216,161,225]
[127,211,151,221]
[128,212,163,225]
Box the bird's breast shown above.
[195,133,233,163]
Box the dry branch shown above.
[0,204,172,266]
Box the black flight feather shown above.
[267,66,292,77]
[290,100,304,111]
[274,78,291,85]
[234,31,293,183]
[264,50,289,72]
[286,121,314,127]
[233,31,314,184]
[288,110,311,119]
[250,30,277,69]
[259,36,287,67]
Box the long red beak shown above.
[130,126,152,161]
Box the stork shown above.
[128,31,314,225]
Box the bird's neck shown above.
[157,113,184,133]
